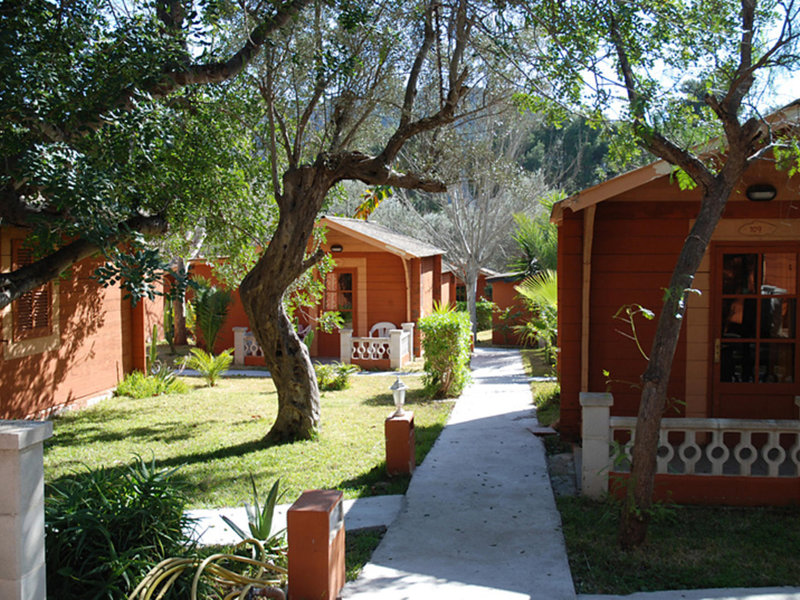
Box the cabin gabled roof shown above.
[550,99,800,223]
[321,216,444,259]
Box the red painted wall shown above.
[0,247,157,419]
[490,279,529,346]
[556,162,800,441]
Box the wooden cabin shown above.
[227,216,445,369]
[0,227,164,418]
[487,272,529,346]
[553,103,800,504]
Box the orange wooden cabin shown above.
[0,227,165,419]
[487,272,529,346]
[554,102,800,504]
[221,216,445,369]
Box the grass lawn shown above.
[559,496,800,594]
[44,375,453,508]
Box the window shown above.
[11,239,53,341]
[324,271,354,329]
[719,252,797,384]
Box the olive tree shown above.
[502,0,800,547]
[237,0,479,442]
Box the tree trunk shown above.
[465,263,480,337]
[619,175,741,548]
[238,165,329,443]
[173,257,188,346]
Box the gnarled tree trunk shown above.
[239,166,330,442]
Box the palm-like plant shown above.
[185,348,233,387]
[192,277,232,352]
[514,270,558,364]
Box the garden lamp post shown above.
[390,375,408,416]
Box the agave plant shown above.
[221,476,286,550]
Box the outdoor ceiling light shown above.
[330,244,344,252]
[745,184,777,202]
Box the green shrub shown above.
[45,456,192,600]
[184,347,233,386]
[315,361,360,391]
[456,297,495,330]
[116,370,188,398]
[418,308,472,398]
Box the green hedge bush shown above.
[315,361,360,391]
[418,309,472,398]
[456,298,495,330]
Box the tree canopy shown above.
[0,0,305,307]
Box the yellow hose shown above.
[128,539,287,600]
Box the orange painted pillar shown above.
[287,489,345,600]
[385,412,415,475]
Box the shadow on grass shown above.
[520,348,556,378]
[335,422,446,497]
[359,388,432,408]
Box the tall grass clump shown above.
[45,456,192,600]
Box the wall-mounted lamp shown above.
[330,244,344,253]
[746,184,777,202]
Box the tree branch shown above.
[0,215,167,311]
[65,0,310,141]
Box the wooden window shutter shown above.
[11,239,52,341]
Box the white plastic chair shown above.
[369,321,397,338]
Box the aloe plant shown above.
[221,476,286,549]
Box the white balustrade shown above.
[580,393,800,499]
[609,416,800,478]
[232,328,264,365]
[351,337,390,361]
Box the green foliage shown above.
[185,348,233,387]
[315,361,360,391]
[532,381,560,427]
[45,456,191,600]
[519,116,616,193]
[147,324,159,373]
[456,298,496,330]
[515,270,558,364]
[163,300,175,354]
[116,370,188,399]
[1,1,275,305]
[191,277,232,352]
[418,310,472,398]
[221,476,286,550]
[508,207,559,277]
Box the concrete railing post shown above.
[580,392,614,499]
[232,327,248,365]
[339,329,353,364]
[401,322,415,360]
[0,420,53,600]
[389,329,403,368]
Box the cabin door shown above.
[711,244,800,418]
[317,269,357,358]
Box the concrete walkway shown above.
[342,346,576,599]
[186,495,404,546]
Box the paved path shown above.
[186,495,403,546]
[342,346,576,600]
